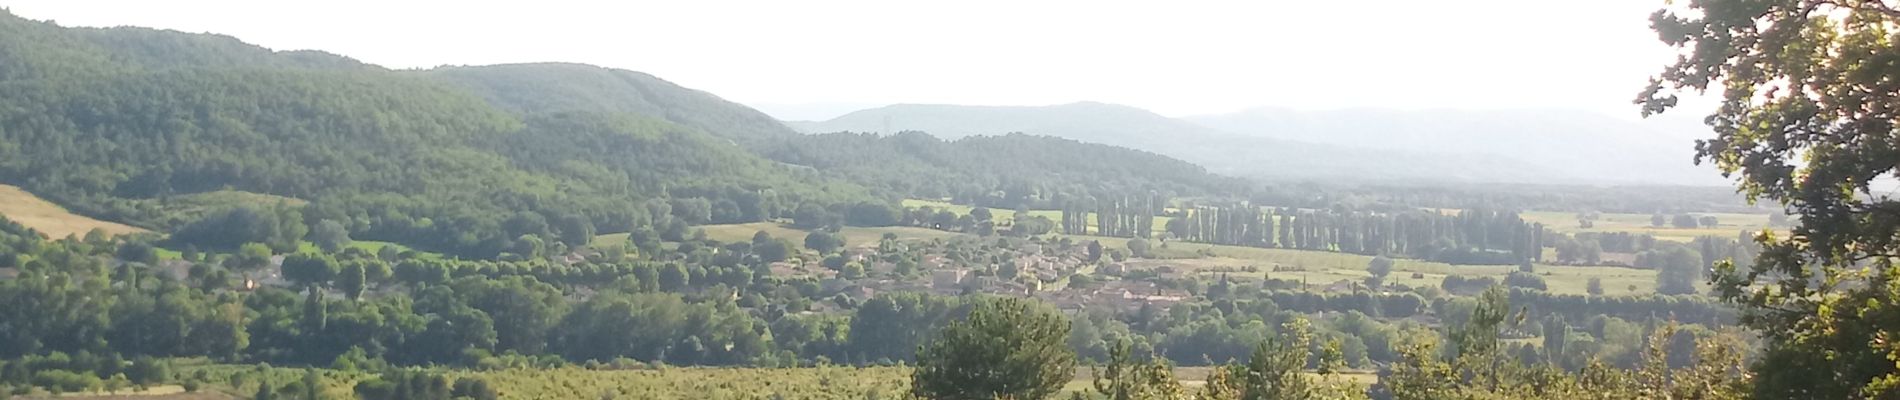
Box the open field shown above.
[456,365,1371,399]
[22,389,233,400]
[56,364,1371,400]
[0,184,148,239]
[1068,234,1666,296]
[13,385,197,399]
[453,366,909,400]
[1066,366,1377,391]
[1521,210,1772,242]
[170,362,366,400]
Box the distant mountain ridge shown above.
[788,102,1580,184]
[1186,107,1721,186]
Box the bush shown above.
[32,370,100,394]
[125,356,171,388]
[1368,256,1395,278]
[1504,271,1548,291]
[1440,275,1498,294]
[451,377,499,400]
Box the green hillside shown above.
[759,131,1243,207]
[0,11,866,257]
[428,63,800,143]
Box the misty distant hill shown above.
[789,102,1576,184]
[1186,108,1723,186]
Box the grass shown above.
[167,361,365,400]
[454,366,909,400]
[458,365,1369,399]
[1066,234,1665,296]
[14,385,191,399]
[1521,210,1773,242]
[1067,366,1377,391]
[118,364,1375,400]
[0,184,148,239]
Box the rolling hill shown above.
[427,63,801,144]
[787,102,1573,184]
[0,10,871,257]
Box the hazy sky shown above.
[1,0,1701,121]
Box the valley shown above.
[0,5,1810,400]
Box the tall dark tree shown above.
[912,297,1074,400]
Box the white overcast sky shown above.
[0,0,1703,121]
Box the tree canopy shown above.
[912,297,1075,400]
[1641,0,1900,395]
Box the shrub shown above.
[32,370,100,394]
[1504,271,1548,291]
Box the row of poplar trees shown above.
[1170,205,1545,261]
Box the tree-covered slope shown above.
[0,11,866,257]
[426,65,1249,201]
[757,131,1244,207]
[428,63,799,144]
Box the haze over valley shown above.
[0,1,1880,400]
[789,102,1720,186]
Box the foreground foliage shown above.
[913,297,1076,400]
[1641,0,1900,397]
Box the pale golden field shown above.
[0,183,147,238]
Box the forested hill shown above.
[756,131,1246,209]
[0,11,871,258]
[427,63,799,144]
[0,11,1242,258]
[0,12,372,81]
[788,102,1570,184]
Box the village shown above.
[758,233,1227,316]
